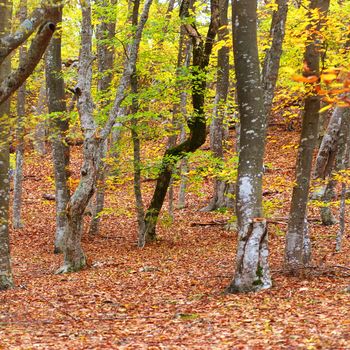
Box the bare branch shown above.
[0,7,48,65]
[0,22,55,105]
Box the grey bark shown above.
[261,0,288,118]
[58,0,153,273]
[46,1,70,253]
[175,40,191,210]
[314,106,344,180]
[128,0,147,244]
[335,110,350,251]
[0,5,48,65]
[226,0,271,293]
[0,22,56,105]
[0,0,13,290]
[285,0,330,275]
[203,0,232,212]
[33,84,47,156]
[0,0,54,288]
[13,0,27,230]
[313,107,349,225]
[88,0,116,235]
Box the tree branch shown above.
[0,22,55,105]
[0,7,48,65]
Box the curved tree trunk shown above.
[140,0,219,245]
[226,0,271,294]
[58,0,153,272]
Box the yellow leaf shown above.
[319,104,333,113]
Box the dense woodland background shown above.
[0,0,349,348]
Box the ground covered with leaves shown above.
[0,127,349,349]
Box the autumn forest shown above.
[0,0,349,348]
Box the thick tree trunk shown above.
[13,0,27,230]
[46,2,70,253]
[141,0,219,244]
[226,0,271,293]
[0,0,13,290]
[285,0,330,274]
[57,0,96,272]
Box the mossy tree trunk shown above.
[226,0,271,294]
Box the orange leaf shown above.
[292,75,318,83]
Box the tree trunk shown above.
[313,106,349,225]
[13,0,27,230]
[46,2,70,254]
[88,0,116,235]
[0,0,54,286]
[335,110,350,251]
[58,0,153,272]
[261,0,288,118]
[0,0,13,290]
[285,0,330,275]
[141,0,219,244]
[226,0,271,293]
[203,0,232,212]
[33,84,47,156]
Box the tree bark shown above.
[46,2,70,253]
[140,0,219,245]
[203,0,232,212]
[0,21,56,105]
[58,0,153,272]
[88,0,117,235]
[13,0,27,230]
[226,0,271,293]
[33,84,47,156]
[285,0,330,275]
[0,0,13,290]
[261,0,288,118]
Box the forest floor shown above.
[0,125,349,349]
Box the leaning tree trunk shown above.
[226,0,271,294]
[285,0,330,275]
[13,0,27,230]
[140,0,219,246]
[46,2,70,253]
